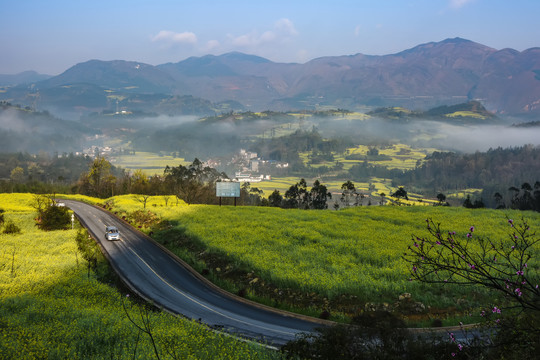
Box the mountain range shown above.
[1,38,539,117]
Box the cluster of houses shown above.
[232,149,290,182]
[80,144,286,185]
[203,149,289,183]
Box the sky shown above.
[1,0,539,75]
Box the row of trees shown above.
[73,157,338,209]
[267,179,332,209]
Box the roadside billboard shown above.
[216,181,241,198]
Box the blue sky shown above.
[1,0,539,75]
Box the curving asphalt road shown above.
[63,200,325,346]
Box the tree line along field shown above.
[107,194,540,325]
[103,142,448,204]
[0,194,280,359]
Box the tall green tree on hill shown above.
[283,179,332,210]
[164,158,226,205]
[284,178,310,209]
[77,157,117,198]
[340,180,357,207]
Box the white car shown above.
[105,226,120,241]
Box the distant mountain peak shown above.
[2,38,539,116]
[219,52,271,63]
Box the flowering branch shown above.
[404,217,540,313]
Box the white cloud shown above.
[275,18,298,37]
[449,0,474,9]
[230,33,258,47]
[228,18,298,48]
[152,30,197,44]
[354,25,361,37]
[205,40,220,51]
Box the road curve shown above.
[63,200,325,346]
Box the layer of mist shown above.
[315,116,540,153]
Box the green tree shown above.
[10,166,25,183]
[78,157,117,198]
[164,158,225,205]
[340,180,357,207]
[391,187,408,204]
[240,182,263,206]
[268,190,283,207]
[463,194,485,208]
[284,178,309,209]
[131,169,149,194]
[310,180,332,210]
[379,192,386,206]
[38,204,71,231]
[436,193,449,206]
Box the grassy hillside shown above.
[108,195,540,325]
[0,193,280,359]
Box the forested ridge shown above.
[0,137,539,211]
[397,145,540,206]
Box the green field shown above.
[301,144,436,172]
[248,176,435,206]
[108,195,540,324]
[109,151,187,175]
[0,193,280,359]
[5,191,538,345]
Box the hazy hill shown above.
[368,100,498,124]
[0,102,93,153]
[0,71,51,86]
[2,38,539,116]
[37,60,179,94]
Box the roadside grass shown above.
[0,193,282,360]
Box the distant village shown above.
[79,141,287,183]
[205,149,289,183]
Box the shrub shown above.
[3,221,21,234]
[37,204,71,231]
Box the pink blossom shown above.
[469,226,475,232]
